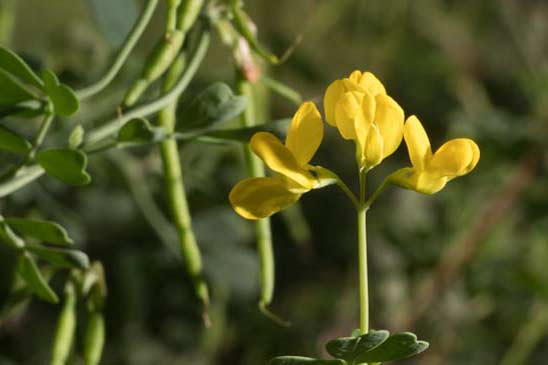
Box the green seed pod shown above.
[176,0,204,32]
[50,284,76,365]
[84,311,105,365]
[142,30,185,81]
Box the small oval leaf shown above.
[181,82,247,130]
[0,220,25,250]
[6,217,74,246]
[26,244,89,270]
[326,330,389,361]
[269,356,346,365]
[37,148,91,186]
[117,118,160,144]
[354,332,429,363]
[17,252,58,303]
[0,46,44,88]
[0,125,31,154]
[0,68,36,106]
[42,69,79,117]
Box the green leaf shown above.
[354,332,429,363]
[325,330,390,361]
[26,244,89,270]
[0,125,31,154]
[37,148,91,186]
[269,356,346,365]
[0,46,44,88]
[117,118,163,144]
[6,218,74,246]
[0,68,36,106]
[42,69,79,117]
[17,252,58,303]
[181,82,247,130]
[0,220,25,250]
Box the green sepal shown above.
[0,125,31,154]
[0,46,43,88]
[0,68,36,106]
[5,217,74,246]
[354,332,429,363]
[269,356,346,365]
[325,330,389,361]
[17,252,58,303]
[37,148,91,186]
[180,82,247,130]
[26,244,89,270]
[41,69,79,117]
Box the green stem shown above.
[236,76,287,325]
[122,0,204,106]
[75,0,159,100]
[259,75,302,106]
[364,177,390,209]
[358,171,369,335]
[0,165,45,198]
[51,283,77,365]
[28,111,54,159]
[158,56,210,323]
[0,0,15,46]
[85,29,210,146]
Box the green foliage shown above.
[269,357,345,365]
[17,252,58,303]
[0,46,43,88]
[0,68,36,105]
[6,218,74,246]
[325,330,389,361]
[180,82,247,129]
[37,148,91,185]
[0,124,31,154]
[26,245,89,270]
[41,69,79,117]
[117,117,163,145]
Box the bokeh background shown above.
[1,0,548,364]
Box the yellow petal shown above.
[354,91,376,150]
[389,168,447,194]
[229,177,301,219]
[285,102,323,166]
[357,71,386,96]
[362,123,384,168]
[374,94,404,159]
[348,70,363,84]
[403,115,432,170]
[323,80,345,127]
[428,138,479,177]
[334,91,363,140]
[250,132,315,188]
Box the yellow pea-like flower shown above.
[323,70,404,169]
[390,115,480,194]
[229,102,326,220]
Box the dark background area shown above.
[0,0,547,364]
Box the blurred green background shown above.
[1,0,547,364]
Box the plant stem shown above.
[27,111,54,161]
[85,29,210,146]
[0,0,15,46]
[158,56,210,323]
[75,0,159,100]
[358,170,369,335]
[236,76,287,325]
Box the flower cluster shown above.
[230,70,480,219]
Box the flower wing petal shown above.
[357,71,386,96]
[429,138,479,177]
[285,102,324,166]
[251,132,315,188]
[324,80,345,127]
[404,115,432,170]
[362,123,384,168]
[375,94,404,159]
[229,177,301,219]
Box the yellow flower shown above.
[323,70,404,169]
[390,115,480,194]
[229,102,327,220]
